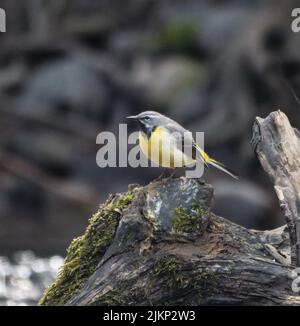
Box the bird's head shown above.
[127,111,165,131]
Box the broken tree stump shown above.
[252,110,300,267]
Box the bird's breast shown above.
[138,127,195,168]
[139,128,164,164]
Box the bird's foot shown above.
[152,169,169,182]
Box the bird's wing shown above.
[164,123,208,166]
[163,119,238,178]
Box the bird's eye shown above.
[144,116,150,121]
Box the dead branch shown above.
[252,110,300,267]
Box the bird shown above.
[127,111,238,179]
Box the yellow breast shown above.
[138,127,195,168]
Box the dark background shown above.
[0,0,300,259]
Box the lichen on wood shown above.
[172,206,208,233]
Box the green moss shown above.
[151,257,186,290]
[89,282,149,306]
[150,256,220,305]
[152,21,198,53]
[39,192,134,306]
[172,206,207,233]
[90,289,124,306]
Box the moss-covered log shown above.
[39,176,300,306]
[39,192,134,305]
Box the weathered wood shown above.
[252,111,300,267]
[40,177,300,306]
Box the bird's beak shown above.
[126,115,139,121]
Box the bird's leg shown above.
[168,169,178,179]
[153,167,183,182]
[153,168,169,182]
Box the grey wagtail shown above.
[127,111,238,179]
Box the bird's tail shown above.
[206,158,239,179]
[196,146,239,179]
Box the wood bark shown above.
[252,110,300,267]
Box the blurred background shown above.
[0,0,300,305]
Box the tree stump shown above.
[39,170,300,305]
[252,110,300,267]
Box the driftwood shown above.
[252,111,300,267]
